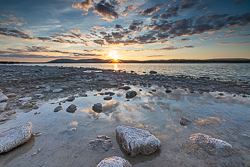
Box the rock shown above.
[89,135,112,151]
[0,122,33,153]
[218,93,224,96]
[165,89,172,93]
[92,103,102,113]
[105,92,115,96]
[61,86,69,90]
[116,125,161,157]
[66,104,77,113]
[126,91,137,98]
[190,133,233,157]
[149,71,157,74]
[97,156,132,167]
[0,92,8,102]
[20,101,33,109]
[66,96,75,102]
[54,106,63,112]
[80,93,88,97]
[103,96,112,100]
[0,102,7,112]
[180,117,192,126]
[33,104,39,109]
[6,93,17,98]
[18,97,32,101]
[119,86,131,90]
[43,86,51,92]
[53,89,63,93]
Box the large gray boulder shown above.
[97,156,132,167]
[0,122,33,153]
[190,133,233,157]
[116,125,161,157]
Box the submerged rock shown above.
[0,122,33,153]
[103,96,112,100]
[116,125,161,157]
[54,106,63,112]
[190,133,233,157]
[66,104,77,113]
[180,117,192,126]
[89,135,112,152]
[97,156,132,167]
[126,91,137,98]
[92,103,102,113]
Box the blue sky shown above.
[0,0,250,62]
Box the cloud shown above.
[235,0,247,4]
[0,28,33,40]
[72,0,93,11]
[217,41,250,45]
[121,5,139,16]
[178,38,190,42]
[93,0,119,20]
[137,3,165,16]
[1,14,26,26]
[199,35,211,41]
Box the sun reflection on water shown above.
[114,63,119,71]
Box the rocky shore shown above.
[1,64,249,123]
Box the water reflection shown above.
[114,63,119,71]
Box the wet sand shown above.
[0,65,250,166]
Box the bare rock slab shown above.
[190,133,233,157]
[116,125,161,157]
[0,122,33,153]
[97,156,132,167]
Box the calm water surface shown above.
[21,63,250,81]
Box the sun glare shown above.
[108,50,120,62]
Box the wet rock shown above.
[0,102,7,112]
[53,89,63,93]
[54,106,63,112]
[119,86,131,90]
[66,104,77,113]
[105,92,115,96]
[0,122,33,153]
[89,135,112,151]
[126,91,137,98]
[33,104,39,109]
[97,156,132,167]
[80,93,88,97]
[92,103,102,113]
[0,92,8,102]
[180,117,192,126]
[103,96,112,100]
[149,71,157,74]
[66,96,75,102]
[116,125,161,157]
[165,89,172,93]
[6,93,17,98]
[218,93,224,96]
[20,101,33,109]
[190,133,233,157]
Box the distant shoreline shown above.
[1,59,250,64]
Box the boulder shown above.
[126,91,137,98]
[190,133,233,157]
[92,103,102,113]
[0,92,8,102]
[0,122,33,153]
[89,135,112,151]
[66,104,77,113]
[116,125,161,157]
[103,96,112,100]
[54,106,63,112]
[97,156,132,167]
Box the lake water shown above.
[21,63,250,82]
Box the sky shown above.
[0,0,250,62]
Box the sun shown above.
[108,50,120,62]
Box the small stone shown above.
[103,96,112,100]
[180,117,192,126]
[126,91,137,98]
[116,125,161,157]
[0,122,33,153]
[92,103,102,113]
[0,92,9,102]
[165,89,172,93]
[6,93,17,98]
[97,156,132,167]
[0,102,7,112]
[66,104,77,113]
[119,86,131,90]
[53,89,63,93]
[21,101,33,109]
[18,97,32,101]
[66,96,75,102]
[54,106,63,112]
[80,93,87,97]
[34,112,41,115]
[190,133,233,157]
